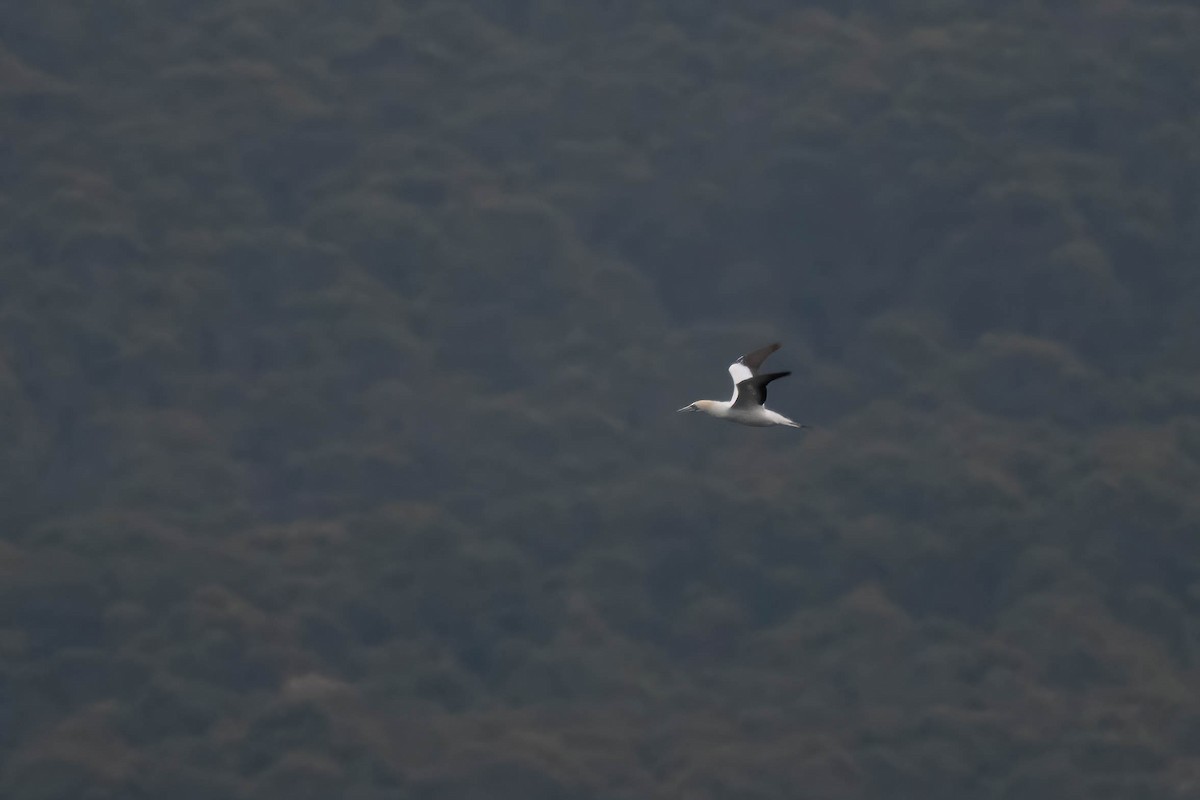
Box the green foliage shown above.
[2,1,1200,799]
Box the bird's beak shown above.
[677,405,693,412]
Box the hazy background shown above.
[2,2,1200,798]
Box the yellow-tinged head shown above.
[677,400,720,414]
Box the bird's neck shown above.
[703,401,734,418]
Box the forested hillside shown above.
[3,2,1200,798]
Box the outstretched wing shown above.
[727,342,781,386]
[732,371,791,408]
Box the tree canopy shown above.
[2,2,1200,798]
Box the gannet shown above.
[678,343,808,428]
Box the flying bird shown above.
[677,342,808,428]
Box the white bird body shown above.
[686,399,800,427]
[678,343,807,429]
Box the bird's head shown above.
[677,400,716,414]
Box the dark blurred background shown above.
[2,2,1199,798]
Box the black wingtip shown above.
[737,342,782,366]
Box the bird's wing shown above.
[728,342,781,385]
[732,371,791,408]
